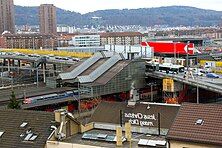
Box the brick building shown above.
[0,0,15,34]
[3,33,57,49]
[100,32,144,46]
[0,36,6,48]
[39,4,57,35]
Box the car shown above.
[0,52,6,55]
[72,58,80,62]
[206,73,219,78]
[204,68,212,73]
[194,71,204,76]
[192,68,205,76]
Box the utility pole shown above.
[151,84,153,102]
[186,41,190,78]
[174,42,176,64]
[36,67,39,87]
[78,82,81,113]
[196,44,200,104]
[197,85,199,104]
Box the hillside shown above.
[15,6,222,27]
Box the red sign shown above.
[141,42,194,55]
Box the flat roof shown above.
[63,129,166,148]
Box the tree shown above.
[7,91,21,109]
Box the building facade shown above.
[100,32,144,46]
[39,4,57,35]
[0,0,15,34]
[3,33,57,49]
[71,34,100,47]
[0,36,6,48]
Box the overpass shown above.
[188,52,222,61]
[146,71,222,94]
[0,54,76,65]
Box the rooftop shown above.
[64,129,166,148]
[167,103,222,146]
[0,109,55,148]
[90,101,180,129]
[100,32,143,37]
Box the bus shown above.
[146,61,184,74]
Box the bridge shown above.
[0,54,77,65]
[188,52,222,61]
[146,71,222,94]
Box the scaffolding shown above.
[163,78,183,104]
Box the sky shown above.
[14,0,222,14]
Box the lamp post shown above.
[174,42,176,64]
[36,67,39,88]
[196,44,200,104]
[32,36,35,49]
[186,41,190,78]
[78,82,81,113]
[147,82,156,102]
[11,37,13,49]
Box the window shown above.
[20,122,28,128]
[0,131,4,137]
[195,119,204,125]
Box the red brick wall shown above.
[0,36,6,48]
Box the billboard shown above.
[141,41,194,55]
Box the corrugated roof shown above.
[80,59,108,76]
[91,60,130,86]
[167,103,222,146]
[0,109,55,148]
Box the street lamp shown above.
[147,82,156,102]
[36,67,39,87]
[32,36,35,49]
[186,41,190,78]
[174,42,176,64]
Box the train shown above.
[146,61,185,74]
[23,90,79,104]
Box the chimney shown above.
[54,109,67,140]
[116,126,123,146]
[54,109,66,123]
[125,122,132,142]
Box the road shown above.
[146,71,222,94]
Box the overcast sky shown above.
[14,0,222,14]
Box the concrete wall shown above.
[80,122,94,133]
[70,120,80,135]
[46,141,102,148]
[169,140,218,148]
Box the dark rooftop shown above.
[0,109,55,148]
[167,103,222,146]
[90,101,180,129]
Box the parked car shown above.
[206,73,219,78]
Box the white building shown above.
[57,26,76,33]
[71,34,100,47]
[105,44,154,59]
